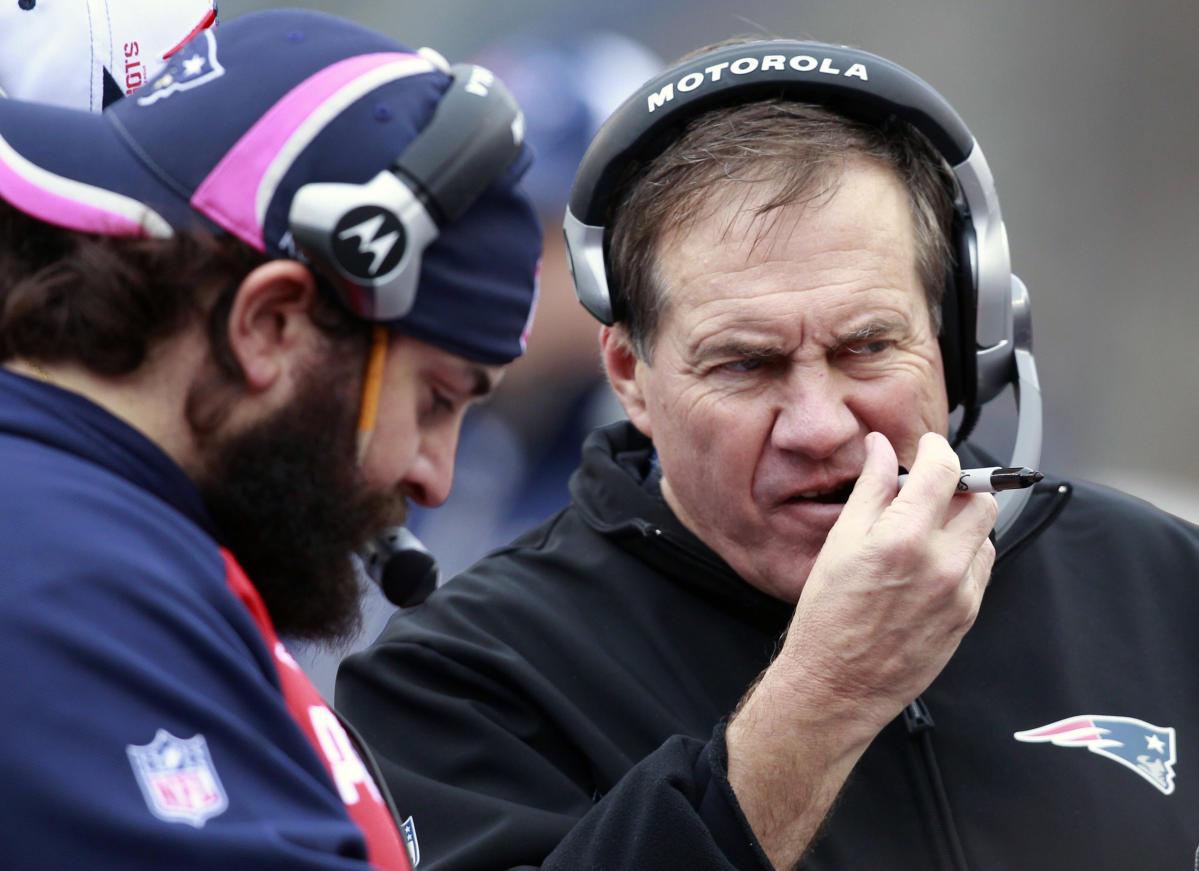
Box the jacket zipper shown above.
[903,697,971,871]
[899,483,1071,871]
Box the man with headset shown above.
[0,8,539,869]
[337,37,1199,870]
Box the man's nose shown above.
[401,429,459,508]
[770,367,861,461]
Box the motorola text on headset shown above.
[288,59,526,606]
[563,39,1043,539]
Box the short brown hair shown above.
[607,98,958,360]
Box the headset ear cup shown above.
[938,206,978,412]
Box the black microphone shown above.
[360,527,440,607]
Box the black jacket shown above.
[338,421,1199,870]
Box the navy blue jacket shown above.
[0,369,407,869]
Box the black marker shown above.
[897,466,1044,493]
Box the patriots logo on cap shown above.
[1014,715,1177,795]
[126,729,229,826]
[138,28,225,106]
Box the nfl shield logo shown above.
[126,729,229,827]
[401,815,421,867]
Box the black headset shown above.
[563,40,1042,537]
[289,61,525,322]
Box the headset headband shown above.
[569,43,972,224]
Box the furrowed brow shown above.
[693,336,785,362]
[833,320,903,347]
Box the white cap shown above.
[0,0,217,112]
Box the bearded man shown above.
[0,9,539,870]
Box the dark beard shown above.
[196,363,406,645]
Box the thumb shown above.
[835,432,899,530]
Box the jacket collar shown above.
[570,421,792,621]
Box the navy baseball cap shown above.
[0,9,542,365]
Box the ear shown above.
[226,260,321,394]
[600,325,654,438]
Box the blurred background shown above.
[219,0,1199,692]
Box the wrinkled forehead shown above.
[664,157,906,255]
[653,160,922,321]
[662,153,907,245]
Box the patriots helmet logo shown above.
[1014,715,1177,795]
[137,28,226,107]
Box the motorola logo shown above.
[332,206,407,281]
[646,52,869,113]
